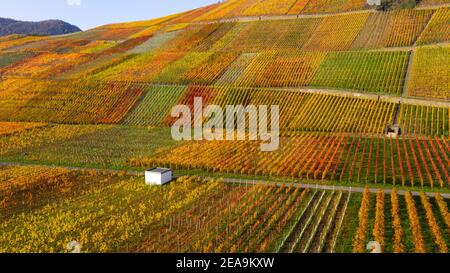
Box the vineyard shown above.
[130,133,449,189]
[310,51,409,94]
[351,189,449,253]
[0,80,146,124]
[189,0,448,20]
[0,166,448,253]
[0,0,449,254]
[407,46,450,100]
[0,122,46,136]
[416,7,450,45]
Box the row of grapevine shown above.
[221,19,321,52]
[242,0,298,16]
[1,52,94,78]
[288,192,339,253]
[164,23,224,52]
[194,23,237,52]
[163,85,220,126]
[168,4,223,25]
[0,125,177,168]
[407,46,449,100]
[285,93,394,134]
[99,35,157,55]
[301,0,368,14]
[353,189,449,253]
[0,122,46,136]
[179,52,240,85]
[353,9,434,49]
[420,192,448,252]
[0,9,443,56]
[214,53,258,85]
[337,136,449,187]
[91,51,186,82]
[94,50,233,85]
[398,103,449,136]
[0,165,75,214]
[0,124,108,160]
[391,190,406,252]
[128,31,180,54]
[404,191,427,252]
[287,0,311,14]
[0,79,146,124]
[416,7,450,45]
[303,13,369,51]
[2,37,97,54]
[193,0,254,22]
[123,85,187,126]
[151,52,214,84]
[77,40,117,54]
[434,193,450,229]
[310,51,409,94]
[353,188,371,253]
[235,50,325,88]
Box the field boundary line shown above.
[1,161,449,199]
[1,76,449,107]
[177,6,449,26]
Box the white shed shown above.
[145,168,172,185]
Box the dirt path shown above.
[220,178,450,199]
[279,87,450,107]
[416,3,450,10]
[2,74,448,107]
[403,49,415,97]
[183,4,450,26]
[207,9,376,24]
[365,42,450,52]
[1,161,449,199]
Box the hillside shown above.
[0,0,449,254]
[0,17,81,36]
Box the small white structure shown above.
[145,168,172,185]
[386,124,401,138]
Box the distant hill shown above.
[0,18,81,36]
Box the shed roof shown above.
[146,167,172,174]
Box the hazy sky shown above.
[0,0,219,30]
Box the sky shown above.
[0,0,220,30]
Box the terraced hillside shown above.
[0,0,449,253]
